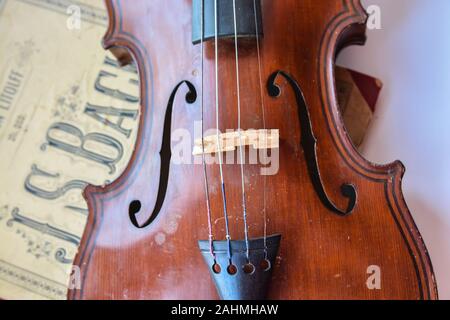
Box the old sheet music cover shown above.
[0,0,139,300]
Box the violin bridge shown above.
[192,129,279,156]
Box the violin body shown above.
[70,0,437,300]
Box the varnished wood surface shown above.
[70,0,438,300]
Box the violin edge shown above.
[325,0,438,300]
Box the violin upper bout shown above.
[102,0,134,66]
[103,0,116,46]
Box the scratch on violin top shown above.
[155,232,166,245]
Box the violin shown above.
[70,0,438,300]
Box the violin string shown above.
[200,0,216,262]
[232,0,251,262]
[214,0,233,264]
[253,0,268,258]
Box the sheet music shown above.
[0,0,139,299]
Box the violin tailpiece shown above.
[198,234,281,300]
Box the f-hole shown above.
[129,81,197,228]
[268,70,357,216]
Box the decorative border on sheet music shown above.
[0,259,67,299]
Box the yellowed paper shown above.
[0,0,139,299]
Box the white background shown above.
[338,0,450,299]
